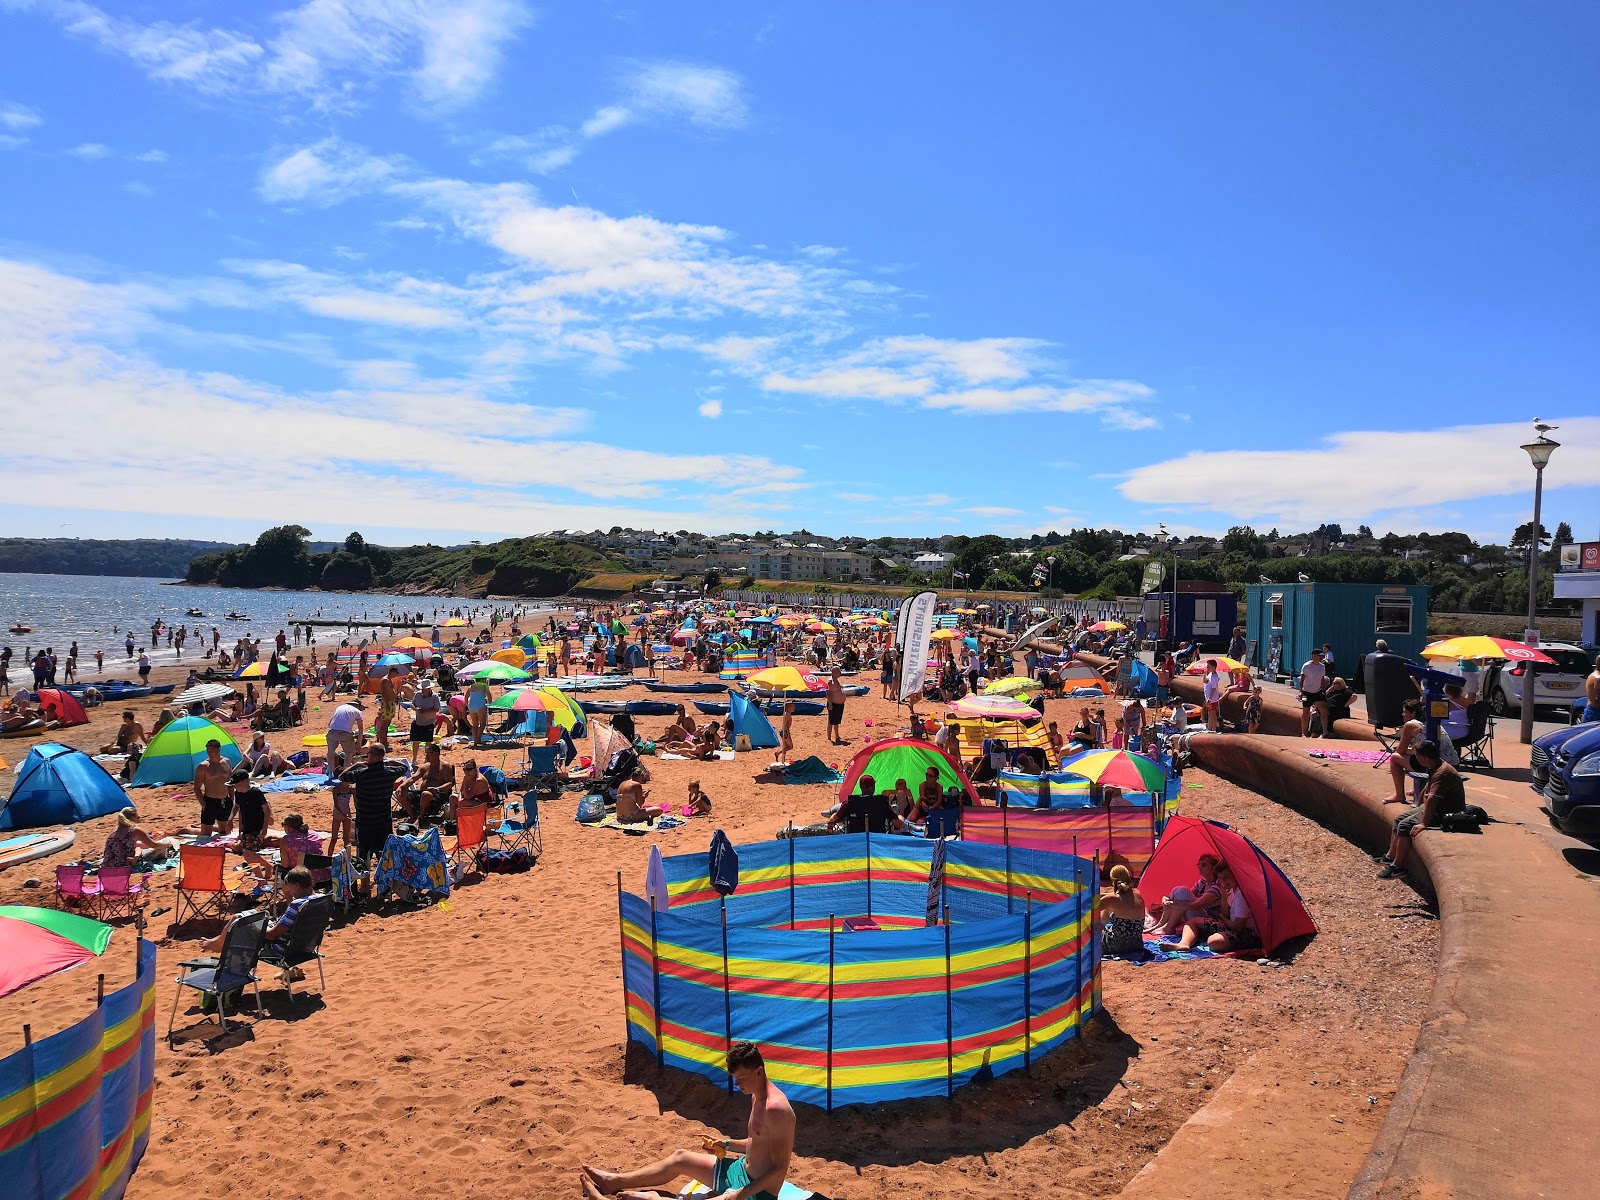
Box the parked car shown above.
[1530,722,1594,794]
[1482,643,1592,717]
[1542,721,1600,836]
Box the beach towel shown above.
[258,773,333,793]
[373,827,450,899]
[1103,938,1219,965]
[769,756,844,785]
[645,844,669,911]
[590,813,686,833]
[1307,748,1390,763]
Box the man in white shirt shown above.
[326,698,367,771]
[1299,647,1330,738]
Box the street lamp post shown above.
[1519,432,1560,745]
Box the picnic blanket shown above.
[374,827,450,899]
[258,773,333,793]
[768,755,844,785]
[1307,748,1389,763]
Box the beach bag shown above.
[576,793,607,823]
[1439,805,1488,833]
[709,829,739,896]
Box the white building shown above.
[912,552,955,573]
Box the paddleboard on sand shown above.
[0,828,76,870]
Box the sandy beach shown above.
[0,613,1436,1199]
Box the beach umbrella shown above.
[930,629,962,641]
[170,682,237,708]
[1184,656,1250,675]
[804,621,835,634]
[490,689,552,713]
[747,665,814,693]
[1030,607,1048,616]
[391,637,433,650]
[953,608,979,615]
[1088,620,1128,633]
[443,618,468,627]
[374,652,415,668]
[748,615,773,624]
[491,647,527,667]
[983,675,1045,697]
[456,661,531,683]
[1057,749,1168,793]
[0,906,113,999]
[1420,636,1555,665]
[536,686,586,732]
[949,694,1039,720]
[234,662,268,678]
[515,634,540,650]
[773,617,801,629]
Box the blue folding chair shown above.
[493,790,542,862]
[169,910,268,1041]
[924,806,960,839]
[525,743,563,790]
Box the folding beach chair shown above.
[450,802,490,880]
[525,743,562,788]
[492,790,542,862]
[173,844,231,928]
[169,910,268,1040]
[95,866,146,922]
[1453,701,1495,771]
[53,864,102,917]
[260,893,332,1002]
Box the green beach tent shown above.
[129,715,241,787]
[837,737,980,806]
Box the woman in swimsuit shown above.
[1100,864,1147,956]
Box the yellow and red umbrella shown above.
[984,675,1045,697]
[1184,656,1249,675]
[1421,636,1555,665]
[391,636,433,650]
[747,665,815,693]
[1088,620,1127,633]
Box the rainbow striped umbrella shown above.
[456,661,531,683]
[1057,749,1167,792]
[0,905,113,998]
[949,694,1038,720]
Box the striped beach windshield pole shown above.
[1023,891,1033,1074]
[616,872,628,1047]
[826,915,836,1113]
[788,822,796,930]
[650,905,664,1069]
[1073,840,1082,1036]
[1002,801,1013,915]
[864,830,872,917]
[944,905,954,1099]
[721,900,733,1094]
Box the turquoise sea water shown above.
[0,573,501,667]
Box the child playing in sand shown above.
[686,780,711,816]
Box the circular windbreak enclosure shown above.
[619,832,1101,1109]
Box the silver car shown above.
[1482,642,1592,717]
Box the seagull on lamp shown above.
[1533,419,1557,436]
[1297,572,1312,582]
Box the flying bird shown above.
[1297,572,1312,582]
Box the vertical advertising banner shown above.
[896,589,938,701]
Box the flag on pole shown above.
[896,589,939,701]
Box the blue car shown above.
[1542,721,1600,837]
[1530,723,1596,794]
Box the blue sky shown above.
[1,1,1597,548]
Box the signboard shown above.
[1560,544,1581,570]
[1579,542,1600,571]
[1140,561,1165,594]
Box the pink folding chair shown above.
[96,866,146,922]
[54,864,102,917]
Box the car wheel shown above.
[1490,687,1512,717]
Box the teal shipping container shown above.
[1244,582,1429,683]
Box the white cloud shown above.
[67,141,110,159]
[962,506,1023,517]
[0,257,808,533]
[225,258,465,329]
[763,366,930,400]
[698,398,723,419]
[837,492,879,503]
[580,104,632,139]
[131,148,167,163]
[1119,419,1600,528]
[259,138,400,205]
[0,102,42,132]
[47,0,529,112]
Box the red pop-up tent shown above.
[1139,815,1317,955]
[33,688,89,728]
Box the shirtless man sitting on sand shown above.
[582,1041,794,1200]
[616,768,665,824]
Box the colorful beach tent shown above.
[129,715,240,787]
[1138,815,1317,955]
[838,738,980,806]
[0,905,113,999]
[0,744,128,831]
[1129,659,1158,699]
[727,693,780,750]
[32,689,89,728]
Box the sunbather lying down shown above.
[582,1042,793,1200]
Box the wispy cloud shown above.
[0,101,43,134]
[480,60,749,175]
[43,0,530,113]
[66,141,110,159]
[258,138,403,205]
[961,506,1023,517]
[698,397,722,418]
[130,148,167,163]
[1120,419,1600,529]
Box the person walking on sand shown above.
[774,700,795,765]
[825,668,847,746]
[582,1041,794,1200]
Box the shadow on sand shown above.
[623,1012,1139,1168]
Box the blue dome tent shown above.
[727,692,780,750]
[1,743,129,831]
